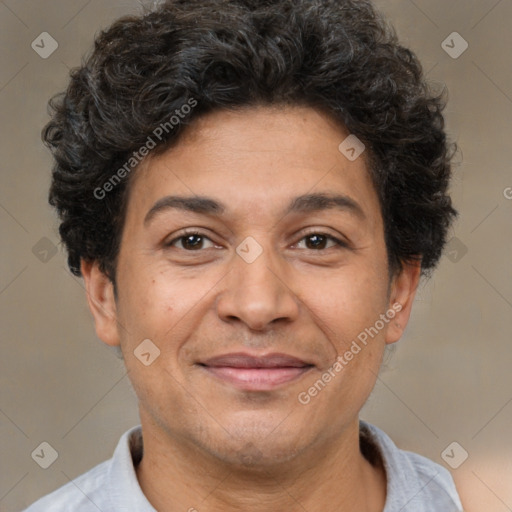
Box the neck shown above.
[135,414,386,512]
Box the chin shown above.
[214,441,304,472]
[204,421,309,470]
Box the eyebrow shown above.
[143,192,366,225]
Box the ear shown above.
[81,260,120,347]
[385,260,422,344]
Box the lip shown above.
[199,352,315,391]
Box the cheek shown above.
[302,267,388,346]
[117,263,220,353]
[115,266,173,344]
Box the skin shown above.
[82,105,421,512]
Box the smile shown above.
[198,352,315,391]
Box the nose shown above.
[215,244,300,332]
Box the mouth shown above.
[197,352,315,391]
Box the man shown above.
[26,0,464,510]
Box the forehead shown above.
[125,105,381,229]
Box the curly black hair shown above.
[43,0,457,283]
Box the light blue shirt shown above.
[24,421,463,511]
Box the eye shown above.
[166,231,217,251]
[164,229,348,252]
[295,232,347,250]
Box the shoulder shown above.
[23,458,112,512]
[360,421,464,512]
[23,426,152,512]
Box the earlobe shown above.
[385,261,422,344]
[80,260,121,347]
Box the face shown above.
[84,105,419,467]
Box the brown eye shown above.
[296,233,346,250]
[166,231,216,250]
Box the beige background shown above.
[1,0,511,511]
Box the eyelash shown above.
[165,229,348,251]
